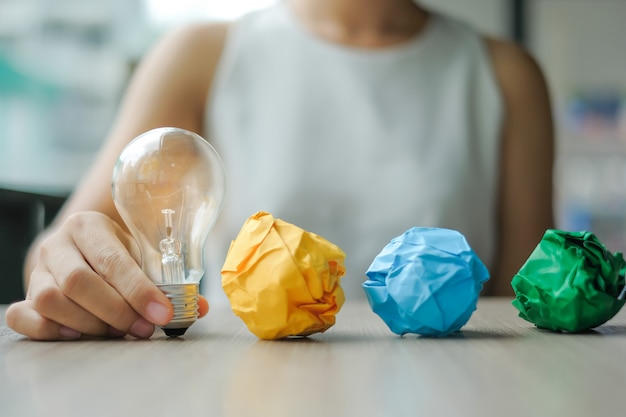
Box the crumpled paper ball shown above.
[221,211,346,339]
[362,227,490,337]
[511,229,626,332]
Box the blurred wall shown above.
[0,0,148,195]
[529,0,626,252]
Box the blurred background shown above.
[1,0,625,302]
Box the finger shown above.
[28,267,129,337]
[198,296,209,318]
[40,235,155,338]
[6,300,81,341]
[68,216,173,325]
[74,216,174,325]
[114,221,142,264]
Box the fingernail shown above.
[129,318,155,339]
[145,301,171,325]
[59,326,81,340]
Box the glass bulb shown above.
[111,127,227,337]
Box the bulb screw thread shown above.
[158,283,199,337]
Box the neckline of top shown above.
[275,2,442,59]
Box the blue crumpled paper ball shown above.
[362,227,490,336]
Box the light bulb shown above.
[111,127,227,337]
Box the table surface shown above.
[1,298,625,417]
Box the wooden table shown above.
[1,298,625,417]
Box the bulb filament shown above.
[160,209,185,284]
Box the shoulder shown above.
[133,21,232,110]
[483,36,550,105]
[135,21,232,82]
[147,21,231,70]
[161,21,231,49]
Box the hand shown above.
[5,211,209,340]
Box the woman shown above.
[6,0,554,340]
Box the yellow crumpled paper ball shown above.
[221,211,346,339]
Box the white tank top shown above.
[204,2,503,303]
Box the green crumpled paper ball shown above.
[511,229,626,332]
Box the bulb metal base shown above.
[158,283,199,337]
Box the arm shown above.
[483,38,555,296]
[8,22,228,339]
